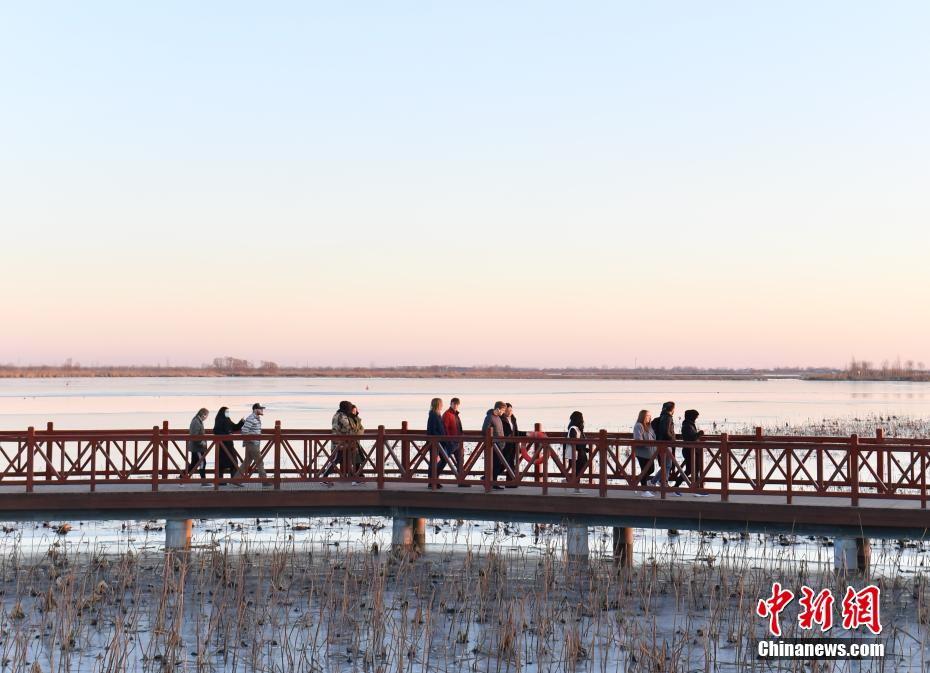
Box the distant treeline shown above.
[0,358,847,380]
[806,358,930,382]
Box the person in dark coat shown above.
[482,401,507,490]
[213,406,244,484]
[651,401,679,490]
[500,403,521,488]
[426,397,450,487]
[676,409,707,494]
[564,411,589,492]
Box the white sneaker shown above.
[670,491,683,497]
[640,491,655,498]
[352,481,362,486]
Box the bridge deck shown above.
[0,481,925,538]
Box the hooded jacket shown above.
[482,409,505,450]
[681,410,704,442]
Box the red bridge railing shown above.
[0,423,927,508]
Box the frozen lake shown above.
[1,376,928,432]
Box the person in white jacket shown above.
[633,409,657,497]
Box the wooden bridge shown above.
[0,422,927,540]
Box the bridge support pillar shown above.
[392,517,426,556]
[613,527,634,567]
[834,537,870,575]
[165,519,192,550]
[564,523,589,563]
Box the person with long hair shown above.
[323,401,365,486]
[347,404,366,481]
[213,406,244,485]
[500,403,521,488]
[426,397,449,488]
[564,410,588,493]
[633,409,657,497]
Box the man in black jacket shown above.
[651,401,679,491]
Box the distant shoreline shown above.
[3,366,927,382]
[0,365,828,381]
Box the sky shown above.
[2,2,928,369]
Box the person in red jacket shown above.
[442,397,466,483]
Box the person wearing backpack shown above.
[650,401,679,492]
[564,411,588,493]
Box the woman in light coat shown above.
[633,409,657,497]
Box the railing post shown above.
[151,425,160,492]
[542,431,549,495]
[817,445,824,494]
[721,433,730,502]
[46,422,53,482]
[429,437,438,490]
[754,426,763,492]
[376,425,385,490]
[786,448,793,504]
[875,428,885,494]
[90,437,97,492]
[598,429,608,497]
[26,426,35,493]
[484,424,493,492]
[274,420,282,490]
[921,448,927,510]
[161,420,170,481]
[213,436,221,490]
[533,422,542,483]
[401,421,410,479]
[850,434,859,507]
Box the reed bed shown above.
[733,413,930,439]
[0,518,925,673]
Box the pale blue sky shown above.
[2,2,928,367]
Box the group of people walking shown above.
[632,401,707,498]
[187,403,268,487]
[186,400,367,487]
[185,398,709,493]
